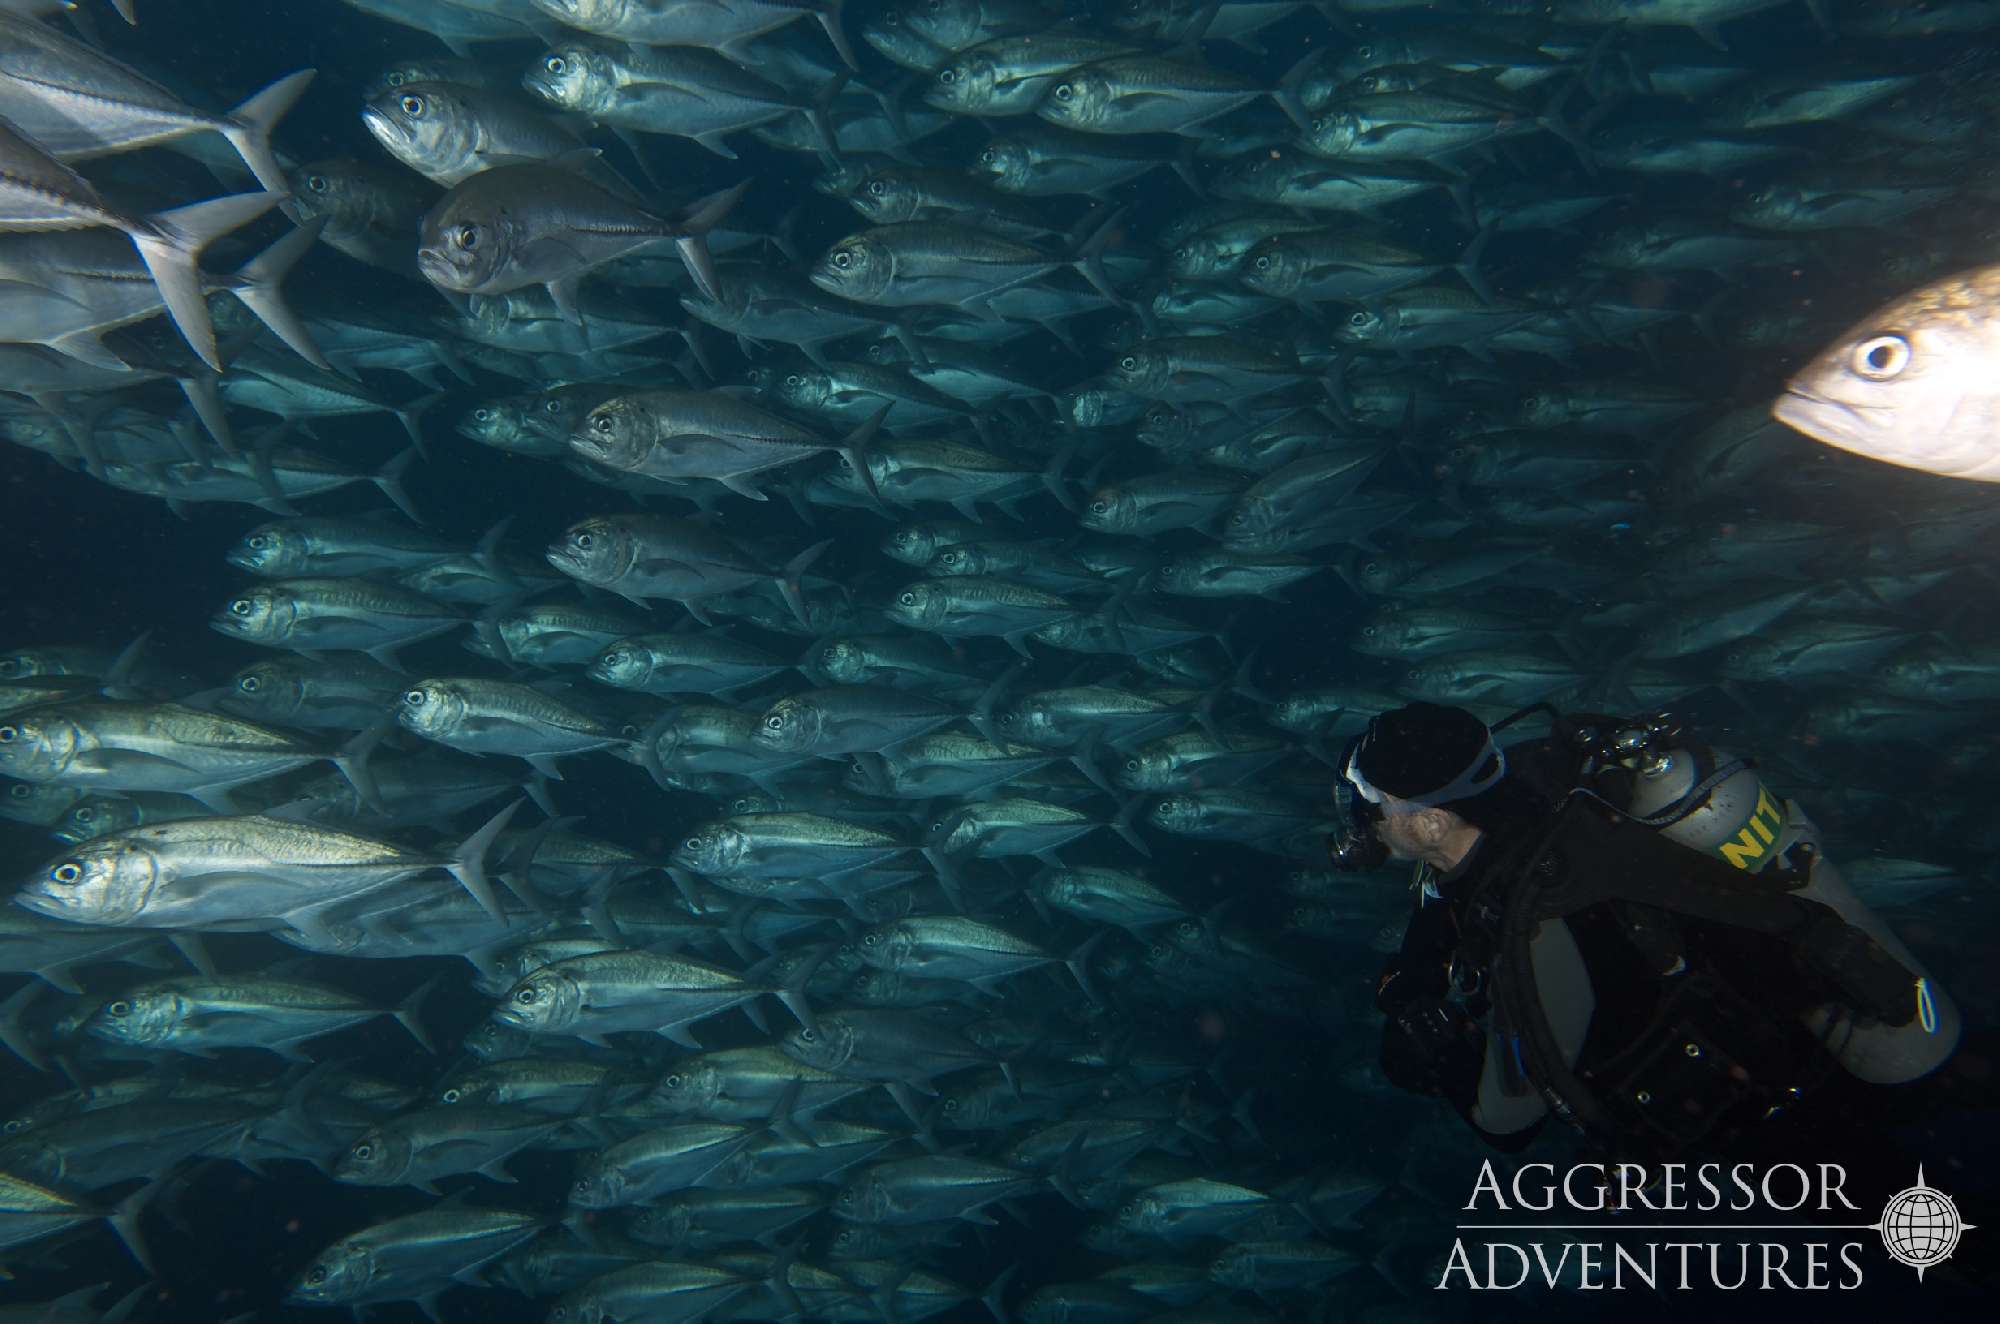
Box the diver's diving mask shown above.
[1329,717,1507,872]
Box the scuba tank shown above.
[1573,712,1960,1085]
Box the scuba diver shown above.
[1332,702,1963,1170]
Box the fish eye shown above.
[1054,83,1074,101]
[684,836,700,850]
[899,592,916,606]
[544,399,564,414]
[403,689,426,706]
[799,1028,817,1043]
[592,414,614,432]
[304,173,330,195]
[386,72,406,86]
[74,807,95,823]
[248,534,271,548]
[515,987,537,1003]
[1089,500,1106,513]
[868,180,887,195]
[862,932,879,946]
[1348,310,1368,326]
[0,727,16,744]
[839,1188,853,1203]
[929,820,944,833]
[545,55,567,74]
[980,148,996,163]
[442,1088,460,1102]
[306,1267,327,1285]
[455,223,478,250]
[832,250,852,269]
[664,1073,684,1089]
[574,532,593,549]
[942,1098,959,1113]
[239,676,261,692]
[938,67,956,83]
[1119,355,1137,371]
[1852,334,1910,380]
[473,407,491,422]
[107,999,130,1016]
[230,599,252,615]
[1254,255,1271,270]
[765,715,783,729]
[1125,759,1140,771]
[352,1143,373,1159]
[51,862,80,884]
[785,374,804,388]
[399,94,424,116]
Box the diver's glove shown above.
[1381,1000,1483,1099]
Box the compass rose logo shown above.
[1876,1166,1975,1281]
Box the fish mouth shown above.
[359,105,408,151]
[416,247,461,288]
[12,889,65,917]
[1771,383,1870,450]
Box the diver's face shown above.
[1373,794,1432,862]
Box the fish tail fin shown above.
[394,976,441,1054]
[0,982,48,1072]
[107,1180,161,1275]
[132,191,279,370]
[372,446,423,525]
[446,797,528,921]
[1112,796,1152,859]
[816,0,860,71]
[839,404,890,512]
[673,180,751,303]
[220,68,317,196]
[777,538,834,630]
[228,215,331,369]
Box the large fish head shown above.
[849,167,921,226]
[881,525,944,566]
[923,50,993,113]
[225,523,302,576]
[831,1172,891,1223]
[417,183,522,296]
[1240,237,1304,298]
[651,1060,719,1114]
[927,545,980,577]
[885,580,947,629]
[459,398,531,450]
[754,696,822,754]
[924,805,975,854]
[0,710,80,782]
[362,82,474,180]
[1109,347,1166,393]
[334,1127,408,1185]
[809,232,892,303]
[287,1242,374,1305]
[1136,402,1193,450]
[223,659,306,722]
[1040,69,1116,132]
[51,797,140,845]
[1167,233,1229,283]
[864,8,951,75]
[85,987,178,1046]
[782,1016,853,1072]
[1147,795,1200,835]
[567,1155,621,1209]
[464,1020,532,1062]
[548,1287,607,1324]
[396,681,469,741]
[497,967,582,1033]
[570,397,650,467]
[1333,305,1387,345]
[1,781,84,828]
[523,41,616,114]
[904,0,986,50]
[545,517,636,588]
[1773,279,2000,481]
[212,584,293,645]
[854,921,909,972]
[587,638,652,690]
[671,821,744,876]
[816,638,870,684]
[974,138,1032,192]
[1220,495,1277,547]
[28,838,161,926]
[286,158,389,233]
[1116,750,1171,792]
[1304,109,1361,159]
[1081,485,1134,534]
